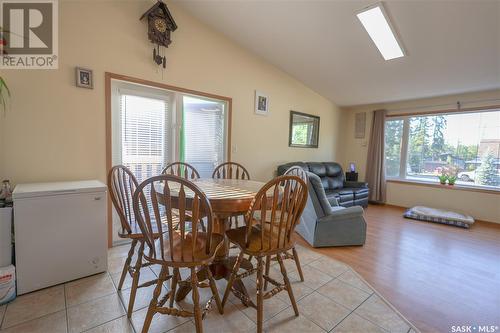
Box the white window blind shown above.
[119,93,171,183]
[182,96,226,178]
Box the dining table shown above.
[158,178,269,306]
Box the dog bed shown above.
[404,206,475,228]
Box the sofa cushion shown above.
[346,187,369,199]
[327,189,352,196]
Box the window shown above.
[111,81,229,182]
[384,109,500,189]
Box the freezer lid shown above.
[13,180,107,199]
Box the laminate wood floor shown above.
[296,204,500,333]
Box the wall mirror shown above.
[289,111,320,148]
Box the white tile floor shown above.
[0,244,418,333]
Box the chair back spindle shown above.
[284,166,308,184]
[107,165,139,235]
[245,175,308,252]
[162,162,201,180]
[212,162,250,180]
[134,175,214,264]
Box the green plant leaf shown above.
[0,77,10,96]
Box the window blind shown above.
[182,96,226,178]
[120,93,170,183]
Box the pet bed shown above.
[404,206,474,228]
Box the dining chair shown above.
[212,162,251,229]
[107,165,160,318]
[162,162,200,180]
[133,174,224,333]
[222,175,308,333]
[264,166,308,289]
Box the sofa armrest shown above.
[343,181,368,188]
[318,206,364,222]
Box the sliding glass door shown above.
[110,80,229,243]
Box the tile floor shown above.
[0,244,418,333]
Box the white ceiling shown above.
[176,0,500,106]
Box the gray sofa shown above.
[277,162,369,208]
[295,172,367,247]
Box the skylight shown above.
[357,3,405,60]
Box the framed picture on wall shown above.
[255,91,269,116]
[76,67,93,89]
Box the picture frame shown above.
[254,90,269,116]
[289,111,320,148]
[76,67,93,89]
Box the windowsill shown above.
[386,178,500,195]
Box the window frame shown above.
[384,108,500,193]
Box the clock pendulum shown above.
[153,44,166,68]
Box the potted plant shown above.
[0,27,10,113]
[438,174,448,185]
[448,175,457,186]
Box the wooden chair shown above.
[162,162,200,180]
[222,175,308,333]
[133,174,224,333]
[212,162,250,180]
[264,166,308,288]
[212,162,251,229]
[107,165,159,318]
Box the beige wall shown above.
[340,89,500,223]
[0,0,341,185]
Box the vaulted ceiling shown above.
[176,0,500,106]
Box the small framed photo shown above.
[255,90,269,116]
[76,67,93,89]
[349,163,356,172]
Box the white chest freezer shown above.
[13,180,107,295]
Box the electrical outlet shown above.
[231,144,238,154]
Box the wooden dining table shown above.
[158,178,268,305]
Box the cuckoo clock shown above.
[140,1,178,68]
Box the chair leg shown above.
[222,251,244,308]
[169,267,179,307]
[191,267,203,333]
[117,239,137,290]
[127,240,145,317]
[206,266,223,314]
[142,264,168,333]
[276,254,299,316]
[292,247,304,282]
[256,256,264,333]
[263,255,271,291]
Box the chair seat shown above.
[226,226,292,256]
[152,232,224,265]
